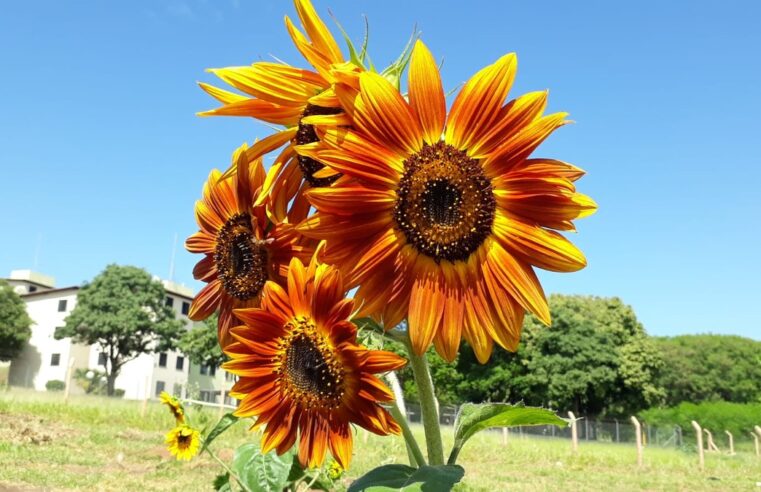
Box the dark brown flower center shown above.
[214,213,268,301]
[394,141,496,262]
[276,317,344,409]
[177,433,191,449]
[296,104,343,187]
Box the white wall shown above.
[9,290,88,392]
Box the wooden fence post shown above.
[631,416,643,468]
[502,427,508,446]
[691,421,704,471]
[703,429,719,452]
[568,411,578,454]
[63,359,75,404]
[755,425,761,438]
[724,430,734,455]
[751,432,760,458]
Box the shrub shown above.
[641,401,761,442]
[46,380,65,391]
[113,389,125,398]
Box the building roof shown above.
[20,286,80,298]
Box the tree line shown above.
[3,268,760,410]
[390,295,761,417]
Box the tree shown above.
[178,313,226,368]
[654,334,761,405]
[420,295,665,416]
[515,295,665,416]
[55,265,184,396]
[0,279,33,361]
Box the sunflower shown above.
[222,256,407,469]
[186,144,316,347]
[159,391,185,424]
[296,40,597,363]
[198,0,353,207]
[165,425,201,461]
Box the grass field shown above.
[1,388,760,491]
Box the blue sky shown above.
[1,0,759,339]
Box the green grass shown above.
[1,388,760,491]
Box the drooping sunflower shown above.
[222,257,406,469]
[198,0,353,213]
[297,40,597,363]
[159,391,185,424]
[186,144,316,347]
[165,425,201,461]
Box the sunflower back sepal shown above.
[232,442,295,492]
[348,464,465,492]
[448,403,568,465]
[201,412,239,453]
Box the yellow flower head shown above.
[327,459,344,480]
[159,391,185,424]
[165,425,201,461]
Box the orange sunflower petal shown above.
[409,40,446,144]
[446,53,517,151]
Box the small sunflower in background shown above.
[297,40,597,363]
[223,256,407,469]
[159,391,185,424]
[186,143,316,347]
[165,425,201,461]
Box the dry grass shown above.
[1,388,760,491]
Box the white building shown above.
[5,270,230,403]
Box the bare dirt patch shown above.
[0,411,76,445]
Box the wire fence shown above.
[402,401,692,448]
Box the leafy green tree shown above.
[55,265,184,395]
[515,295,665,416]
[654,334,761,405]
[423,295,664,416]
[0,279,33,361]
[178,313,226,368]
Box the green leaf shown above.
[232,443,294,492]
[348,464,464,492]
[213,472,231,492]
[201,412,239,452]
[448,403,567,464]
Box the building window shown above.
[29,285,37,293]
[155,381,165,396]
[158,353,167,368]
[173,383,183,397]
[181,301,190,315]
[50,353,61,366]
[98,352,107,366]
[58,300,67,312]
[200,364,208,375]
[176,356,184,371]
[225,371,236,382]
[209,365,216,377]
[199,390,221,403]
[165,296,174,308]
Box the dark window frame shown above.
[175,356,184,371]
[57,299,67,312]
[50,353,61,366]
[158,353,168,368]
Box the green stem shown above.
[404,335,445,466]
[387,387,426,468]
[205,446,251,492]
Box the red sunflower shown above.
[185,144,316,347]
[296,40,597,363]
[223,257,406,469]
